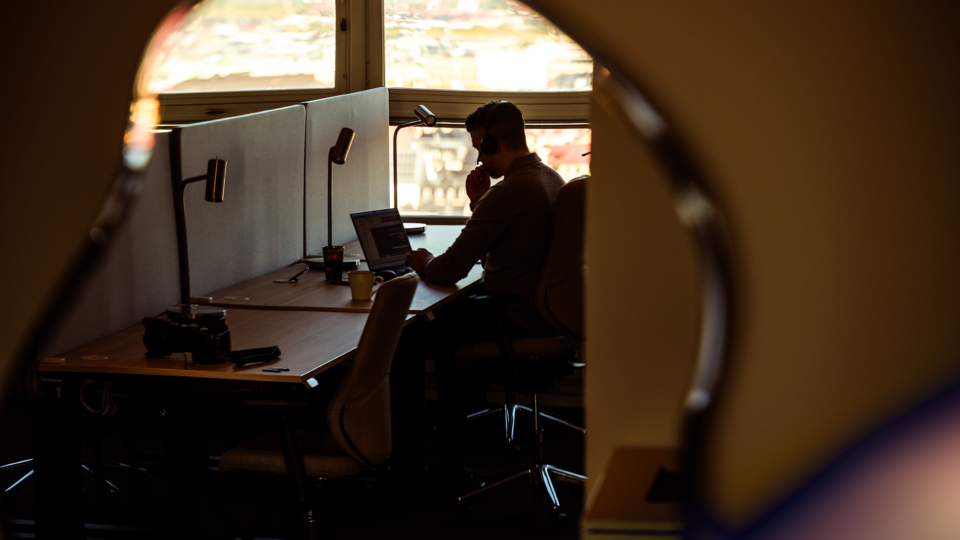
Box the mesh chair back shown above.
[534,175,587,341]
[327,273,418,467]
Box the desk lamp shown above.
[167,158,227,321]
[393,104,436,209]
[327,127,355,248]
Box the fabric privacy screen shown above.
[42,134,179,357]
[304,88,390,253]
[176,105,306,298]
[42,91,389,357]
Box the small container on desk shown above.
[322,245,344,281]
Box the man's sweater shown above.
[422,153,565,335]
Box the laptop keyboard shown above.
[376,265,415,281]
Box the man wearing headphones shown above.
[406,100,564,335]
[395,101,565,495]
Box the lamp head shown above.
[414,104,437,127]
[204,158,227,202]
[329,127,355,165]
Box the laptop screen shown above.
[350,208,412,270]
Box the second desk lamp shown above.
[393,105,434,235]
[322,127,355,282]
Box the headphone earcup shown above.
[480,135,499,156]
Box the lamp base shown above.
[166,305,226,321]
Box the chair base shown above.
[466,390,586,445]
[459,463,586,513]
[1,458,145,501]
[459,393,586,517]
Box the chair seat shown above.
[219,429,364,478]
[453,336,582,367]
[454,336,582,395]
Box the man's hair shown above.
[465,101,527,152]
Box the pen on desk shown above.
[275,267,309,283]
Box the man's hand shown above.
[406,248,434,273]
[465,166,491,207]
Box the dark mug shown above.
[322,246,344,281]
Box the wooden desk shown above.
[39,224,483,386]
[32,223,482,538]
[38,308,368,386]
[205,224,482,315]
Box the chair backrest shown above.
[326,273,418,467]
[534,175,587,341]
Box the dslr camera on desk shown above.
[142,311,232,365]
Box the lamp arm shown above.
[174,174,209,306]
[327,155,333,247]
[393,120,422,209]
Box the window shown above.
[384,0,592,92]
[149,0,338,94]
[391,125,590,216]
[150,0,591,216]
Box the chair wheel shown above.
[549,511,570,533]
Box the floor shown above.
[0,387,585,540]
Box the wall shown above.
[527,0,960,526]
[0,0,182,387]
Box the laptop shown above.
[350,208,416,279]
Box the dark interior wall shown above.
[526,0,960,526]
[0,0,184,383]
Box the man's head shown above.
[465,101,529,178]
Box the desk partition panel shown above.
[42,93,385,358]
[304,88,389,253]
[177,105,306,298]
[42,134,179,357]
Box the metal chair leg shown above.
[465,389,521,444]
[0,459,33,473]
[515,405,586,434]
[3,469,34,500]
[80,463,119,494]
[466,407,503,421]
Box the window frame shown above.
[156,0,591,221]
[158,0,590,122]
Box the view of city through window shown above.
[145,0,592,94]
[386,0,592,91]
[143,0,591,217]
[392,126,590,216]
[147,0,337,94]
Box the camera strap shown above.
[226,346,282,368]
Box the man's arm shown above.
[409,182,517,285]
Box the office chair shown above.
[218,273,418,540]
[454,176,588,525]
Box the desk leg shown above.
[163,393,210,539]
[390,322,427,486]
[32,380,83,539]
